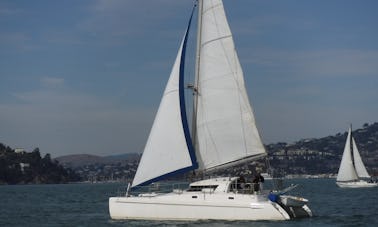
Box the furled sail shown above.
[132,10,197,187]
[336,128,358,182]
[352,137,370,178]
[194,0,266,171]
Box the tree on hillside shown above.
[0,144,81,184]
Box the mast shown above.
[192,0,203,158]
[350,124,354,167]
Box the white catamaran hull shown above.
[109,192,309,221]
[336,180,378,188]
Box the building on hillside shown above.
[15,148,26,154]
[20,163,30,173]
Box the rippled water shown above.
[1,178,377,226]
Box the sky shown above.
[1,0,377,158]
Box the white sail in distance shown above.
[336,127,358,182]
[194,0,266,171]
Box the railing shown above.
[116,181,266,197]
[230,182,262,194]
[116,182,190,197]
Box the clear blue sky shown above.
[1,0,377,157]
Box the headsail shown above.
[132,8,197,187]
[336,127,358,182]
[194,0,266,171]
[352,137,370,178]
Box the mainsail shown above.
[194,0,266,171]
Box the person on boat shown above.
[253,173,264,192]
[237,175,246,191]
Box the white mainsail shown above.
[195,0,266,171]
[352,137,370,178]
[336,127,358,182]
[132,23,196,187]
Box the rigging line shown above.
[202,1,222,14]
[201,35,232,47]
[163,89,179,96]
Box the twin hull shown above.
[109,192,302,221]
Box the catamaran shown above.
[109,0,312,220]
[336,126,377,188]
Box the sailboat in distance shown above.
[336,126,378,188]
[109,0,312,220]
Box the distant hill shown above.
[55,153,140,168]
[55,154,104,168]
[105,153,140,162]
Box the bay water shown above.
[1,178,377,226]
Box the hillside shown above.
[55,153,140,168]
[55,153,140,182]
[0,145,80,184]
[266,122,378,176]
[55,154,105,168]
